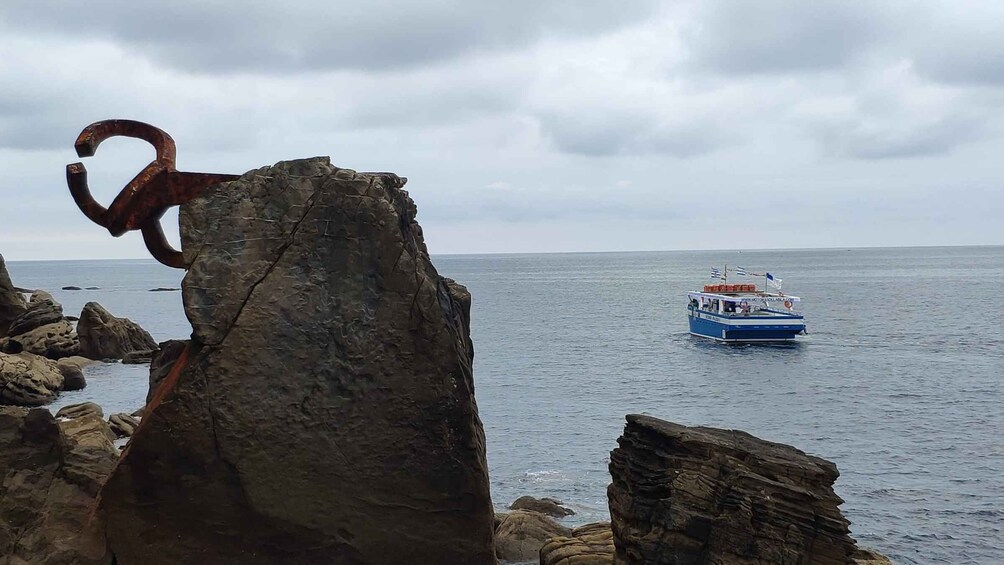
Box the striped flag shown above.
[710,268,724,280]
[736,266,748,276]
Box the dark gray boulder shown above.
[145,339,189,405]
[510,495,575,518]
[77,302,157,360]
[99,158,494,564]
[0,253,26,338]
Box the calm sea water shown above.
[8,246,1003,564]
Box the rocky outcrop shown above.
[0,253,26,338]
[0,352,64,406]
[8,298,64,336]
[145,339,188,405]
[108,413,140,438]
[494,510,571,563]
[77,302,157,360]
[99,158,494,564]
[122,349,157,364]
[57,358,87,391]
[56,401,104,420]
[3,318,81,359]
[510,495,575,518]
[540,522,615,565]
[0,406,114,563]
[608,414,863,565]
[58,412,117,453]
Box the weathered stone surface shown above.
[58,413,117,453]
[57,358,87,391]
[108,413,140,437]
[77,302,157,360]
[608,414,861,565]
[29,289,55,304]
[56,401,104,420]
[853,548,894,564]
[540,522,614,565]
[4,319,81,359]
[510,495,575,517]
[145,339,188,405]
[8,298,64,336]
[0,352,64,406]
[100,158,494,564]
[495,510,571,562]
[122,349,157,364]
[0,406,114,563]
[0,253,27,338]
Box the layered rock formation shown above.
[0,406,115,563]
[0,352,64,406]
[99,158,494,564]
[540,522,615,565]
[77,302,157,360]
[510,495,575,518]
[494,510,571,562]
[0,254,26,338]
[608,414,862,565]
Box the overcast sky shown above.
[2,1,1003,261]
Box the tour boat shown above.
[687,268,806,343]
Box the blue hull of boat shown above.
[688,313,805,343]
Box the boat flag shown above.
[736,266,747,276]
[766,272,782,289]
[736,266,763,277]
[710,267,724,280]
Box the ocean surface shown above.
[8,246,1002,564]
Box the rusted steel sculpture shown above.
[66,120,239,268]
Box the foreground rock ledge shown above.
[99,157,494,564]
[609,414,869,565]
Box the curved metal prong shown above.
[141,217,186,269]
[74,119,177,166]
[66,163,109,227]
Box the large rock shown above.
[540,522,615,565]
[77,302,157,360]
[608,414,865,565]
[0,406,114,563]
[8,298,64,336]
[0,352,64,406]
[0,253,27,338]
[3,319,81,359]
[145,339,189,405]
[494,510,571,563]
[100,158,494,564]
[510,495,575,518]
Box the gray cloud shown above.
[538,110,724,158]
[0,1,658,74]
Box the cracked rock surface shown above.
[99,157,494,564]
[608,414,872,565]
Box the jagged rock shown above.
[0,406,114,563]
[100,158,494,564]
[146,339,189,405]
[540,522,614,565]
[122,348,157,364]
[0,253,27,338]
[57,358,88,391]
[8,298,65,336]
[3,319,81,359]
[510,495,575,518]
[608,414,864,565]
[0,352,64,406]
[494,510,570,562]
[108,413,140,437]
[56,401,104,420]
[77,302,157,360]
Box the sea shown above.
[7,246,1002,565]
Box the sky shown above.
[1,1,1003,261]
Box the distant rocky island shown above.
[0,157,892,564]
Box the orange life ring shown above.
[783,300,792,309]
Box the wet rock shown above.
[123,348,157,364]
[510,495,575,518]
[3,319,81,359]
[146,339,188,405]
[108,413,140,437]
[0,352,64,406]
[0,406,114,563]
[56,401,104,420]
[494,510,570,562]
[63,286,82,290]
[7,298,64,336]
[853,548,894,564]
[608,414,863,565]
[0,253,27,338]
[57,358,88,391]
[148,287,180,292]
[100,158,494,564]
[77,302,157,360]
[540,522,614,565]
